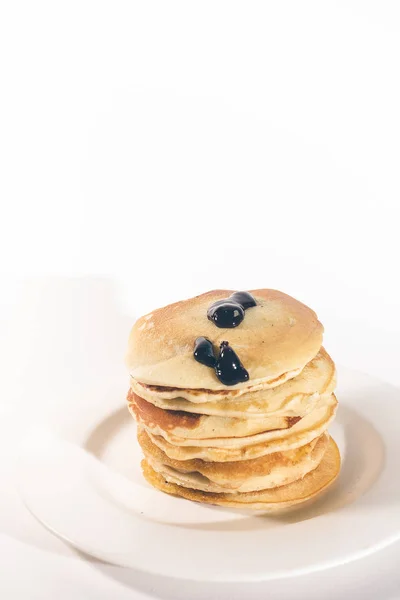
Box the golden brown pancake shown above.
[130,348,336,417]
[142,436,340,510]
[126,289,323,390]
[139,428,329,493]
[140,394,337,449]
[128,390,302,440]
[145,394,337,461]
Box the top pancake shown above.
[126,289,324,390]
[131,347,336,416]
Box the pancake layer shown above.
[139,428,329,493]
[141,437,341,511]
[126,289,324,390]
[130,347,336,411]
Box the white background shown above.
[1,1,400,598]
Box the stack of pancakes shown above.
[126,289,340,511]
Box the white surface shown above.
[1,0,400,597]
[15,368,400,581]
[0,281,399,599]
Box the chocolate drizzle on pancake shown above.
[194,338,249,386]
[193,337,216,368]
[228,291,257,310]
[215,341,249,386]
[207,291,256,328]
[192,292,255,385]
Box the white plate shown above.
[16,367,400,582]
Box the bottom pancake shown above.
[139,428,329,493]
[142,436,340,511]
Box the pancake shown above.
[139,428,329,493]
[128,390,303,440]
[126,288,340,511]
[139,393,337,449]
[130,347,336,416]
[145,394,337,462]
[126,289,323,390]
[131,366,304,404]
[142,436,340,511]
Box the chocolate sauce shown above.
[193,338,249,385]
[229,291,257,310]
[207,291,256,329]
[193,337,216,368]
[215,341,249,386]
[207,301,244,328]
[195,291,255,384]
